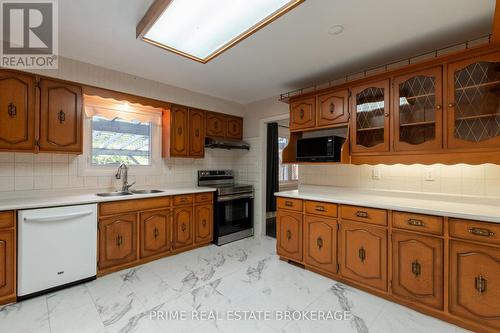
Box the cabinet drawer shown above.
[195,192,213,204]
[99,197,171,216]
[173,194,193,206]
[449,218,500,246]
[341,205,387,226]
[277,197,303,212]
[305,201,337,218]
[392,212,443,235]
[0,211,14,229]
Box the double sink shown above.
[96,189,164,197]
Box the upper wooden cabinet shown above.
[447,52,500,149]
[393,67,443,152]
[351,80,390,153]
[189,108,205,157]
[0,71,35,151]
[170,105,189,157]
[226,116,243,139]
[206,112,227,137]
[39,79,83,153]
[317,90,349,127]
[290,97,316,131]
[206,112,243,140]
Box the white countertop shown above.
[275,185,500,224]
[0,187,215,211]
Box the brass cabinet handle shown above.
[475,274,487,294]
[407,219,425,227]
[58,110,66,123]
[233,124,237,131]
[153,227,159,239]
[448,102,455,108]
[299,109,304,118]
[177,127,183,135]
[468,227,495,237]
[181,223,186,232]
[436,105,442,110]
[116,234,123,247]
[411,260,421,277]
[330,103,335,114]
[315,206,326,212]
[317,237,323,249]
[7,102,16,117]
[284,201,293,207]
[286,229,292,240]
[356,211,369,218]
[214,121,219,129]
[358,247,366,263]
[202,219,206,227]
[195,129,200,137]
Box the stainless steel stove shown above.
[198,170,254,245]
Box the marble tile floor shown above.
[0,236,471,333]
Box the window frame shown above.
[78,96,163,177]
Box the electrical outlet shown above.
[424,168,435,182]
[372,167,381,180]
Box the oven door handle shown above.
[217,193,254,202]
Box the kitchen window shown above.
[80,95,163,176]
[278,136,298,190]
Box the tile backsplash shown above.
[299,164,500,197]
[0,150,237,193]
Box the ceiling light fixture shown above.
[328,24,344,36]
[137,0,304,63]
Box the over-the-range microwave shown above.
[296,135,345,162]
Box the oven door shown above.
[215,194,253,244]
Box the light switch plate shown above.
[372,167,381,180]
[424,168,435,182]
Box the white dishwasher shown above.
[18,204,97,299]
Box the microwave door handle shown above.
[24,211,94,223]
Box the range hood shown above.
[205,137,250,150]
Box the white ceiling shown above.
[57,0,495,104]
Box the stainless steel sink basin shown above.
[131,189,164,194]
[96,191,133,197]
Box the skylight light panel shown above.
[137,0,303,63]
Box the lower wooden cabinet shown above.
[304,215,338,274]
[195,204,213,244]
[173,207,193,250]
[0,224,16,304]
[450,241,500,331]
[98,213,137,270]
[391,231,443,310]
[340,221,387,291]
[140,209,171,258]
[277,210,303,262]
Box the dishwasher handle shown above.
[24,211,94,223]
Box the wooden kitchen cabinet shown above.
[305,215,338,275]
[290,97,316,131]
[351,80,390,153]
[98,214,138,270]
[0,211,15,305]
[172,207,193,250]
[140,209,171,258]
[206,112,227,137]
[392,231,443,310]
[0,71,36,151]
[170,105,189,156]
[393,67,443,152]
[447,52,500,149]
[277,210,303,262]
[226,116,243,139]
[449,241,500,331]
[340,221,387,291]
[39,79,83,153]
[195,204,213,244]
[317,89,349,127]
[189,108,205,157]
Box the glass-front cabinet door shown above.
[351,80,390,153]
[393,67,443,151]
[448,53,500,149]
